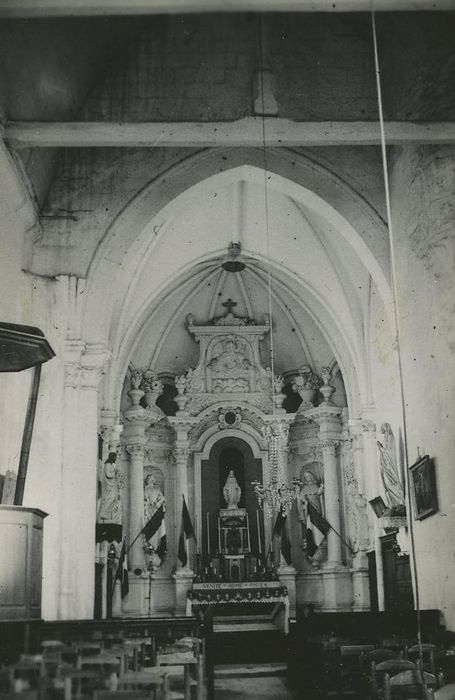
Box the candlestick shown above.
[206,511,210,556]
[256,510,262,555]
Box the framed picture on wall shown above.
[369,496,387,518]
[409,455,438,520]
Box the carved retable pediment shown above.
[183,310,273,416]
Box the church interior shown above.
[1,1,455,698]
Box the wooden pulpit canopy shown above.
[0,322,55,372]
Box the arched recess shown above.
[80,148,393,420]
[112,254,364,416]
[192,426,269,549]
[83,147,391,344]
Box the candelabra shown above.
[252,424,301,515]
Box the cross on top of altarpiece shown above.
[222,298,237,315]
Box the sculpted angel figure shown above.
[223,469,241,509]
[130,369,143,390]
[175,374,187,396]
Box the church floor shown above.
[214,674,298,699]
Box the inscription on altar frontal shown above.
[193,581,279,590]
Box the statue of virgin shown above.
[223,470,241,509]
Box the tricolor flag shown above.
[143,504,167,561]
[307,501,330,537]
[303,501,331,557]
[178,496,195,567]
[272,508,292,566]
[115,539,129,599]
[96,522,122,544]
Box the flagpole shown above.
[328,523,355,555]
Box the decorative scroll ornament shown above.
[218,407,242,430]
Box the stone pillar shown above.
[168,418,197,570]
[168,418,197,613]
[173,441,194,613]
[262,415,294,554]
[349,420,370,611]
[305,405,343,568]
[305,405,352,610]
[125,442,146,572]
[320,439,342,567]
[59,341,108,619]
[349,419,366,496]
[98,412,124,618]
[362,418,385,611]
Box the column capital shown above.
[80,365,104,391]
[168,416,198,444]
[362,419,376,435]
[320,438,340,453]
[173,445,190,464]
[126,441,146,458]
[63,340,110,391]
[262,421,290,444]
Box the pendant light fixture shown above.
[220,241,246,272]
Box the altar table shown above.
[186,581,290,634]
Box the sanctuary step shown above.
[215,662,287,678]
[213,613,277,633]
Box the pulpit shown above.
[0,505,47,620]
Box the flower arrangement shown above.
[292,364,321,392]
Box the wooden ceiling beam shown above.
[0,0,452,16]
[4,118,455,148]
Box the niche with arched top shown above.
[201,436,263,558]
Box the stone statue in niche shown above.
[97,451,123,523]
[223,470,242,510]
[144,472,165,521]
[298,470,325,566]
[377,423,405,509]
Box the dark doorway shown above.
[381,533,414,611]
[367,551,379,612]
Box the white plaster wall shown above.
[389,145,455,629]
